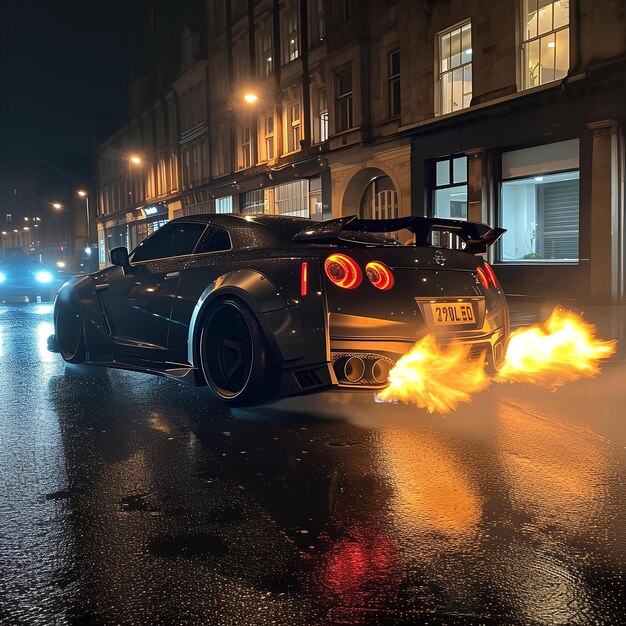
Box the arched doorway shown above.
[359,175,398,220]
[341,167,401,219]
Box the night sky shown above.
[0,0,184,179]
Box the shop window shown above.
[241,190,268,214]
[522,0,569,88]
[335,68,353,132]
[388,49,400,118]
[500,140,579,262]
[438,21,472,115]
[215,196,233,214]
[308,177,324,221]
[275,180,309,217]
[433,156,468,219]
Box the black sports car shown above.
[48,214,509,405]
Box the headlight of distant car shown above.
[35,271,53,284]
[0,272,5,283]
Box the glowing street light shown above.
[129,155,142,165]
[78,190,87,198]
[52,202,63,210]
[243,92,258,104]
[77,189,92,240]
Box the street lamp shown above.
[243,92,258,104]
[52,202,63,210]
[77,189,91,240]
[130,155,142,165]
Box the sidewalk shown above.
[507,295,626,358]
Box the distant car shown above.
[0,256,57,302]
[48,214,509,406]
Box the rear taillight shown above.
[324,254,362,289]
[475,266,490,290]
[300,261,308,296]
[365,261,394,290]
[483,261,498,288]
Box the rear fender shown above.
[187,269,305,367]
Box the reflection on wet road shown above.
[1,303,625,625]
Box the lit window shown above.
[241,190,268,214]
[264,114,275,160]
[500,140,579,262]
[257,31,273,78]
[275,180,309,218]
[282,11,299,64]
[438,21,472,115]
[433,156,468,220]
[239,126,252,169]
[522,0,570,88]
[318,89,328,142]
[215,196,233,214]
[286,102,301,153]
[335,68,353,132]
[388,49,400,117]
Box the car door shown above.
[167,225,233,364]
[95,221,207,361]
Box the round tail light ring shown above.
[365,261,394,290]
[324,254,362,289]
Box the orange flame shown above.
[496,307,617,388]
[376,334,490,414]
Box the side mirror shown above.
[109,246,129,268]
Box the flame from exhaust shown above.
[496,307,617,389]
[376,334,490,414]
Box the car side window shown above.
[131,222,207,263]
[193,226,232,255]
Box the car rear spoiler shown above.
[293,215,505,255]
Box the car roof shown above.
[171,213,313,247]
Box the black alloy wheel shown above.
[200,298,274,406]
[55,293,85,364]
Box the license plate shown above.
[430,302,475,326]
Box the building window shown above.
[5,214,11,222]
[309,0,325,46]
[522,0,570,88]
[438,21,472,115]
[335,68,353,132]
[308,177,324,221]
[360,176,398,220]
[239,126,252,169]
[500,139,579,262]
[388,49,400,118]
[241,190,269,214]
[215,196,233,214]
[275,180,309,217]
[433,156,468,219]
[264,114,275,160]
[318,89,328,142]
[286,102,301,153]
[282,10,299,65]
[257,31,273,78]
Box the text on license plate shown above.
[430,303,475,325]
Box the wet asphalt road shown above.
[1,302,626,625]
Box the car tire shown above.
[55,293,86,364]
[199,298,276,406]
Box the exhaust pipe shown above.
[335,356,366,383]
[371,359,390,384]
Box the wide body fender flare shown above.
[187,269,305,367]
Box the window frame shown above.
[521,0,570,90]
[437,20,473,116]
[388,48,401,118]
[285,101,302,153]
[432,155,469,220]
[264,113,275,160]
[335,68,354,132]
[129,221,206,264]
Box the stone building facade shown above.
[95,0,626,300]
